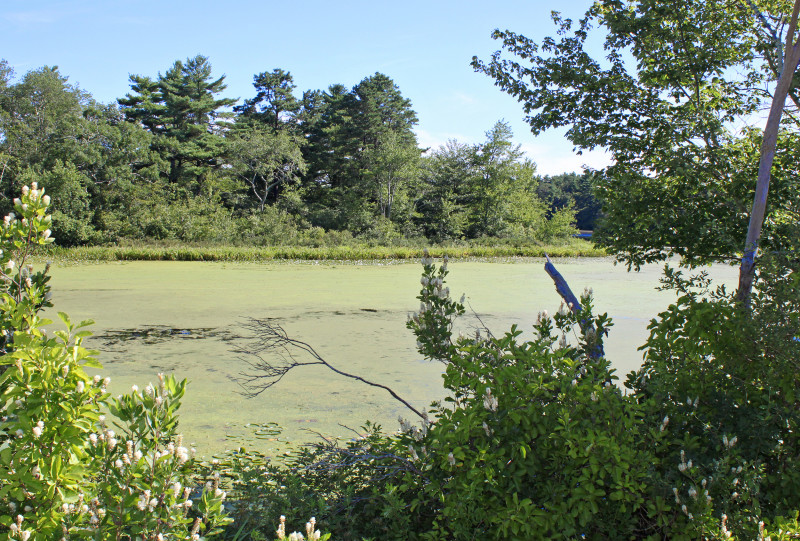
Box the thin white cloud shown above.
[452,92,477,106]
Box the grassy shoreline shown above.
[41,238,606,263]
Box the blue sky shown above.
[2,0,610,175]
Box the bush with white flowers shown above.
[400,254,800,539]
[0,185,230,539]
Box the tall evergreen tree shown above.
[302,84,359,189]
[119,55,235,190]
[235,69,300,132]
[300,73,420,231]
[351,73,418,148]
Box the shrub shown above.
[404,256,653,539]
[212,423,413,540]
[399,253,800,539]
[0,184,230,539]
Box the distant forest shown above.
[0,55,600,246]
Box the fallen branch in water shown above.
[233,317,425,419]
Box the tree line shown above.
[0,57,599,246]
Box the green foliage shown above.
[627,251,800,538]
[226,126,307,212]
[301,73,421,232]
[0,66,91,170]
[472,0,798,267]
[536,171,602,231]
[0,58,580,248]
[0,184,230,538]
[405,258,655,539]
[235,69,302,133]
[211,425,405,540]
[416,122,566,243]
[18,162,98,246]
[119,55,235,190]
[42,239,603,264]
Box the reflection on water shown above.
[97,326,236,348]
[46,258,739,455]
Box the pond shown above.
[45,257,739,455]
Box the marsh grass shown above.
[42,238,605,263]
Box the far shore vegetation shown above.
[41,237,604,263]
[0,58,601,256]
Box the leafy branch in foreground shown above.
[473,0,800,308]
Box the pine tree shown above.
[119,55,235,190]
[235,68,301,132]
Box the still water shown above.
[46,258,738,454]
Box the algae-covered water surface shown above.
[45,258,738,455]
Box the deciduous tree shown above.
[472,0,800,292]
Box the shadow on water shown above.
[95,325,237,349]
[94,307,395,349]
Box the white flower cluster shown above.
[722,434,738,449]
[720,514,732,538]
[398,415,429,441]
[483,387,498,412]
[8,514,31,540]
[153,439,192,465]
[88,428,121,451]
[61,498,106,528]
[4,184,54,245]
[678,449,693,472]
[91,375,111,392]
[276,515,322,541]
[136,489,158,512]
[420,248,434,267]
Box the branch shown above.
[234,318,425,419]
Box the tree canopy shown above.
[473,0,800,275]
[0,56,588,246]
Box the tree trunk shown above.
[736,0,800,307]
